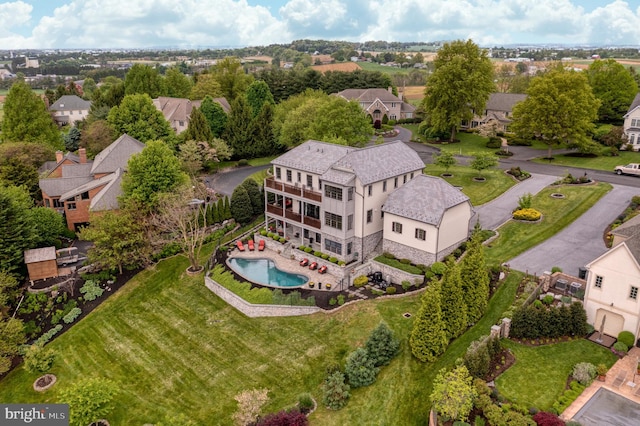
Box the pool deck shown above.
[561,346,640,421]
[228,246,343,292]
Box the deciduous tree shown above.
[30,207,66,248]
[245,80,275,118]
[422,39,495,141]
[107,94,173,143]
[209,57,254,101]
[587,59,638,123]
[433,151,457,172]
[511,65,600,159]
[470,153,498,177]
[60,377,119,426]
[80,120,115,158]
[165,66,193,98]
[200,96,228,137]
[0,185,36,277]
[124,64,166,98]
[190,73,223,100]
[430,365,477,423]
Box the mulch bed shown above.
[33,374,56,392]
[485,348,517,382]
[509,335,580,347]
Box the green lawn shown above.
[212,155,278,172]
[532,151,640,172]
[496,339,617,411]
[424,164,517,205]
[485,183,612,265]
[0,254,522,425]
[357,61,415,76]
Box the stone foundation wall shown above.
[382,239,436,266]
[354,231,383,260]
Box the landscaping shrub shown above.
[345,348,378,387]
[237,159,249,166]
[613,341,628,354]
[374,255,423,275]
[513,208,541,221]
[314,251,322,257]
[509,138,533,146]
[464,337,491,379]
[320,253,329,260]
[486,137,502,148]
[353,275,368,288]
[79,280,104,302]
[256,410,308,426]
[617,331,635,348]
[532,412,565,426]
[297,393,314,413]
[23,343,55,373]
[572,362,596,385]
[430,262,447,276]
[552,381,585,415]
[542,295,554,305]
[402,280,412,291]
[304,247,312,253]
[518,193,533,210]
[337,294,345,306]
[399,258,411,264]
[365,322,400,367]
[33,325,63,346]
[322,371,350,410]
[386,286,396,295]
[329,298,337,306]
[63,307,82,324]
[382,252,395,259]
[551,266,563,273]
[329,257,338,264]
[260,229,267,236]
[278,237,285,243]
[338,261,345,266]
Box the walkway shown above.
[561,346,640,422]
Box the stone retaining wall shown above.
[362,260,424,285]
[205,275,321,317]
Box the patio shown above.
[562,347,640,422]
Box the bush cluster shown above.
[486,137,502,148]
[507,166,531,180]
[572,362,596,385]
[617,331,635,348]
[33,324,63,346]
[510,302,588,339]
[62,307,82,324]
[532,411,565,426]
[353,275,368,288]
[612,341,628,354]
[23,343,56,373]
[79,280,104,302]
[513,208,541,221]
[551,381,585,415]
[322,371,350,410]
[463,335,502,379]
[474,381,535,426]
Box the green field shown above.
[357,61,415,76]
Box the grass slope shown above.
[532,151,640,172]
[496,339,617,410]
[485,183,612,266]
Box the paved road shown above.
[205,164,270,197]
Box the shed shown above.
[24,247,59,282]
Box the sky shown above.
[1,0,640,49]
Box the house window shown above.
[392,222,403,233]
[394,177,398,188]
[383,180,387,192]
[367,209,373,223]
[415,228,426,240]
[81,191,90,200]
[325,185,343,200]
[410,172,414,179]
[307,175,313,189]
[594,275,603,288]
[324,212,342,230]
[632,118,640,127]
[347,242,352,255]
[45,199,50,207]
[348,187,353,201]
[305,203,320,219]
[347,214,353,231]
[179,121,184,127]
[403,175,407,184]
[631,286,638,300]
[275,167,281,179]
[390,115,397,120]
[391,102,397,108]
[368,185,372,197]
[53,199,63,208]
[286,170,292,182]
[297,172,301,182]
[66,202,76,210]
[631,134,636,145]
[325,239,342,255]
[316,233,321,244]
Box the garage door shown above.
[594,309,625,337]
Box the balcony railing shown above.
[304,216,321,229]
[265,177,283,191]
[285,210,302,222]
[266,204,283,216]
[283,183,302,196]
[303,188,322,202]
[265,177,322,202]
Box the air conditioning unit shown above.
[555,279,568,291]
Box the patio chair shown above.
[318,265,328,274]
[258,240,265,251]
[248,240,255,251]
[236,240,245,251]
[300,258,309,267]
[612,371,626,389]
[309,262,318,270]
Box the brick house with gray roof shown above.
[462,93,527,132]
[336,88,416,123]
[39,134,145,231]
[265,140,471,265]
[49,95,92,126]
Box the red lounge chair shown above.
[309,262,318,270]
[318,265,328,274]
[258,240,265,251]
[300,258,309,267]
[236,240,245,251]
[248,239,255,251]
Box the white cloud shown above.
[1,0,640,48]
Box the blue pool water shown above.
[227,257,308,288]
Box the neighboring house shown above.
[336,88,416,122]
[39,134,145,231]
[461,93,527,131]
[153,96,230,134]
[622,92,640,151]
[584,215,640,339]
[49,95,92,126]
[264,140,471,265]
[382,175,472,265]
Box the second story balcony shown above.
[265,177,322,202]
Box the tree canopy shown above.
[587,59,638,123]
[165,66,193,98]
[422,39,495,141]
[124,64,166,98]
[0,185,36,277]
[200,96,228,137]
[107,94,174,143]
[245,80,275,118]
[208,57,254,100]
[511,65,600,158]
[1,80,61,149]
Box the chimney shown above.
[55,151,63,162]
[78,148,87,164]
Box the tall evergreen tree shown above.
[182,107,213,142]
[230,186,253,224]
[365,322,400,367]
[200,96,228,137]
[249,103,279,157]
[460,230,490,324]
[1,80,61,148]
[440,258,468,340]
[224,96,253,159]
[240,179,263,216]
[223,196,231,220]
[245,80,275,118]
[0,185,36,277]
[410,281,448,362]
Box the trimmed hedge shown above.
[513,208,541,221]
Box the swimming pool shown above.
[572,387,640,426]
[227,257,308,288]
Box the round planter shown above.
[186,266,204,276]
[472,177,486,182]
[33,374,57,392]
[550,193,565,199]
[440,173,453,178]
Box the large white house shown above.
[623,92,640,151]
[584,215,640,339]
[264,140,472,265]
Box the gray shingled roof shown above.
[382,174,470,225]
[272,140,356,174]
[91,134,145,175]
[625,92,640,117]
[321,168,356,185]
[91,168,124,211]
[611,214,640,239]
[61,163,93,178]
[485,93,527,112]
[623,234,640,264]
[49,95,91,112]
[39,176,93,197]
[337,88,402,103]
[59,172,116,202]
[331,141,424,185]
